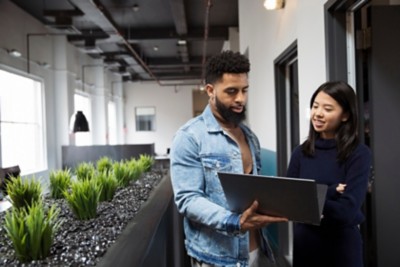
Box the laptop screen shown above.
[218,172,327,225]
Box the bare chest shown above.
[224,128,253,174]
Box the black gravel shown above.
[0,169,166,267]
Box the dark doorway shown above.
[325,1,400,266]
[274,41,299,264]
[275,41,299,177]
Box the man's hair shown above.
[205,50,250,84]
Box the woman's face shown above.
[311,91,348,139]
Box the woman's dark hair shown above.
[205,50,250,84]
[302,81,359,162]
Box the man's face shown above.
[207,73,248,126]
[215,94,246,126]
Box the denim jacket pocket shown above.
[201,155,232,206]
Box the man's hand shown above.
[239,200,288,232]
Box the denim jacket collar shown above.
[202,104,258,147]
[203,104,223,133]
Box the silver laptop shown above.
[218,172,328,225]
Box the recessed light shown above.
[177,40,187,45]
[263,0,285,10]
[132,4,139,12]
[37,61,51,68]
[8,49,22,57]
[153,46,159,51]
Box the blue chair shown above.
[259,148,280,252]
[260,148,277,176]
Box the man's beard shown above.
[215,96,246,126]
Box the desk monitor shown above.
[218,172,328,225]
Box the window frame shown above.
[135,106,156,132]
[0,65,47,175]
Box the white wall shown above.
[239,0,328,151]
[124,82,194,155]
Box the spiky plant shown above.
[112,161,131,187]
[75,162,95,181]
[126,159,143,182]
[64,178,101,220]
[4,201,62,262]
[49,169,72,199]
[96,156,113,174]
[6,176,42,211]
[138,154,154,172]
[94,171,118,202]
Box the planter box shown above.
[62,144,155,170]
[0,170,189,266]
[98,174,188,267]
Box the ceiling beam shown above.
[124,27,229,41]
[169,0,187,35]
[147,57,203,67]
[168,0,189,68]
[43,9,84,19]
[153,72,202,80]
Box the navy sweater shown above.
[287,138,371,227]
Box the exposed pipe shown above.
[81,64,105,92]
[26,33,67,73]
[90,0,162,86]
[69,0,203,87]
[201,0,212,84]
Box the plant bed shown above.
[0,168,166,266]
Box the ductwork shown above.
[68,0,160,84]
[13,0,236,86]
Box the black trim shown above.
[274,40,298,177]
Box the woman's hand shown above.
[336,183,347,194]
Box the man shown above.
[170,50,287,267]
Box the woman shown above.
[287,81,371,267]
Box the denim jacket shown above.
[170,105,272,267]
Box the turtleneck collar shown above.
[315,138,337,149]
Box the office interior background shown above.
[0,0,399,266]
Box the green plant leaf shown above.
[65,179,100,220]
[49,169,72,199]
[4,201,61,262]
[6,176,42,211]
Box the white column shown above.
[91,63,108,145]
[52,36,75,165]
[113,81,125,144]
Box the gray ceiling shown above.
[11,0,239,85]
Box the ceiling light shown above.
[37,61,51,68]
[177,40,187,46]
[71,111,90,133]
[153,46,159,51]
[8,49,22,57]
[263,0,285,10]
[132,4,139,12]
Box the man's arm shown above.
[170,130,238,234]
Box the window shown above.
[73,93,92,146]
[0,69,46,175]
[135,107,156,131]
